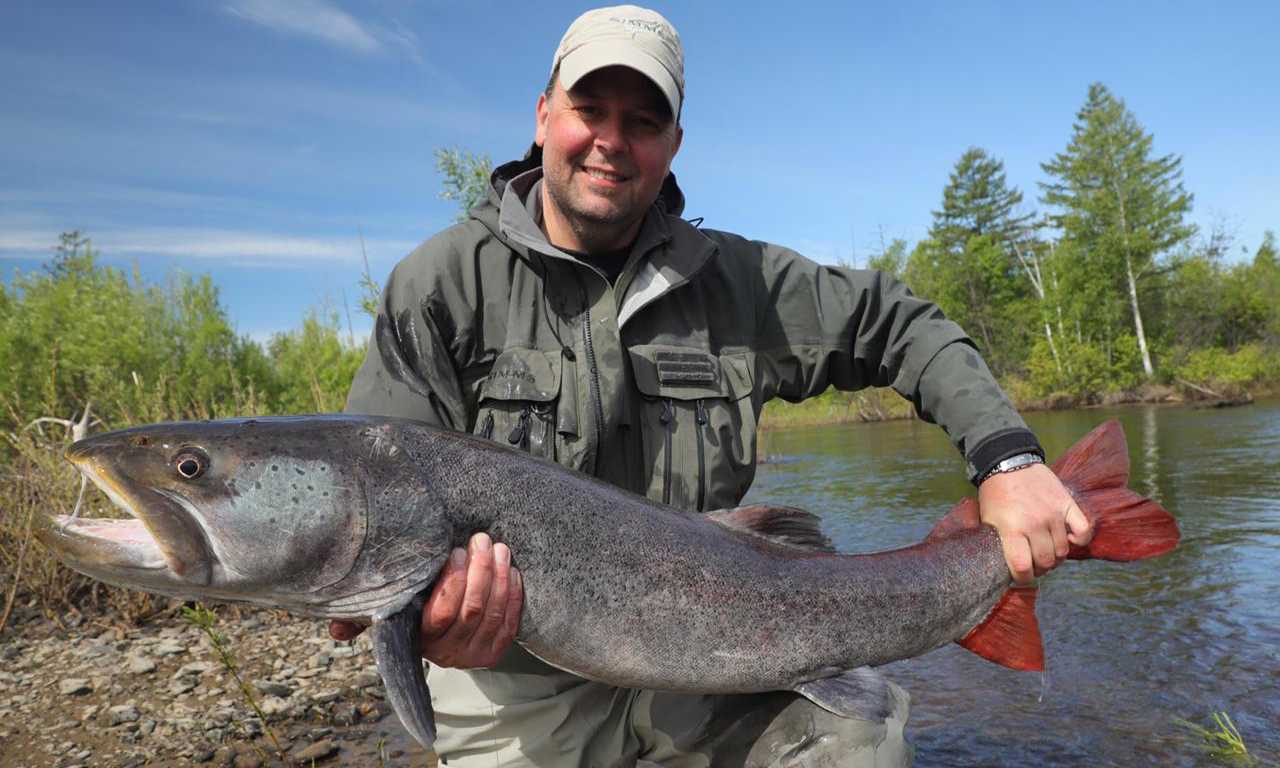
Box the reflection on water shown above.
[746,401,1280,767]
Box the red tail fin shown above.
[938,420,1179,672]
[1054,421,1180,561]
[957,587,1043,671]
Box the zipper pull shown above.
[659,398,674,426]
[480,412,494,440]
[508,405,531,446]
[695,399,708,426]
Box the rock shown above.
[351,671,381,689]
[59,679,92,696]
[293,739,339,762]
[170,676,198,695]
[126,656,156,675]
[80,705,100,722]
[139,719,156,736]
[258,695,292,718]
[108,704,141,726]
[176,661,217,677]
[330,645,358,659]
[252,679,292,698]
[192,747,216,763]
[311,688,341,704]
[232,754,262,768]
[153,640,186,656]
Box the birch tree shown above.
[1040,83,1194,379]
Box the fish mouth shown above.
[43,450,214,586]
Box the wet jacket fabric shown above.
[346,152,1040,512]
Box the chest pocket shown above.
[629,345,756,512]
[474,348,571,461]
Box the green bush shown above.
[1174,344,1279,390]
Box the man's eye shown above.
[575,105,601,118]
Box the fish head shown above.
[43,417,382,606]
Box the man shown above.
[335,6,1091,766]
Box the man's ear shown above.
[671,123,683,160]
[535,92,550,148]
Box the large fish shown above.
[40,416,1178,748]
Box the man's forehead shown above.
[565,66,670,114]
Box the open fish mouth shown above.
[42,450,214,585]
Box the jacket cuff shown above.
[966,428,1045,486]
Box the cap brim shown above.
[558,41,681,119]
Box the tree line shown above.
[867,83,1279,402]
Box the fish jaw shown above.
[43,449,214,589]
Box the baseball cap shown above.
[551,5,685,120]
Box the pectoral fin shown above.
[370,596,435,748]
[793,667,902,722]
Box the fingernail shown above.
[495,544,510,565]
[474,533,492,553]
[450,548,466,568]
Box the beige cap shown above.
[551,5,684,119]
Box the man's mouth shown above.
[582,165,629,183]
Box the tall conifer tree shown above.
[1040,83,1194,378]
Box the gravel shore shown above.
[0,607,433,767]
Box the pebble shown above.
[258,696,292,718]
[108,704,141,726]
[294,739,338,761]
[59,679,92,696]
[126,656,156,674]
[252,679,292,698]
[311,688,342,704]
[351,671,381,689]
[153,640,186,656]
[170,677,198,695]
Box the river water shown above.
[746,401,1280,766]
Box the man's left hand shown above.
[978,463,1093,585]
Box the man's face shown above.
[535,65,683,251]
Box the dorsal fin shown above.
[706,504,835,552]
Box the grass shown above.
[1174,711,1257,765]
[182,603,288,764]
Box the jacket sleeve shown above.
[751,242,1041,482]
[344,247,469,431]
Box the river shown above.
[746,401,1280,766]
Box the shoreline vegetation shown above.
[758,379,1274,432]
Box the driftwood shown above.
[1177,379,1254,409]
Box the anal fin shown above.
[956,586,1043,671]
[371,595,436,748]
[793,667,901,721]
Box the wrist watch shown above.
[978,451,1045,485]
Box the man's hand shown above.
[978,463,1093,585]
[328,532,524,668]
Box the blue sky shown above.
[3,1,1277,341]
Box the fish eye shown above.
[174,450,208,480]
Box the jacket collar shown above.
[480,145,717,327]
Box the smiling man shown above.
[338,6,1090,766]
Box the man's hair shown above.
[542,63,678,126]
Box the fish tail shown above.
[1054,420,1180,561]
[953,420,1179,671]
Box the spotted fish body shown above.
[41,416,1179,748]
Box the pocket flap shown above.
[480,348,562,403]
[629,345,750,401]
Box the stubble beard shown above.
[543,167,645,253]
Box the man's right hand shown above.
[329,532,524,669]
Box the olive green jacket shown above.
[346,153,1037,508]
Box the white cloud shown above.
[0,225,416,267]
[224,0,419,60]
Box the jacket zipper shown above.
[480,412,494,440]
[659,398,674,505]
[694,399,708,511]
[581,306,606,466]
[507,405,531,449]
[532,402,554,456]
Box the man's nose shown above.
[593,115,627,154]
